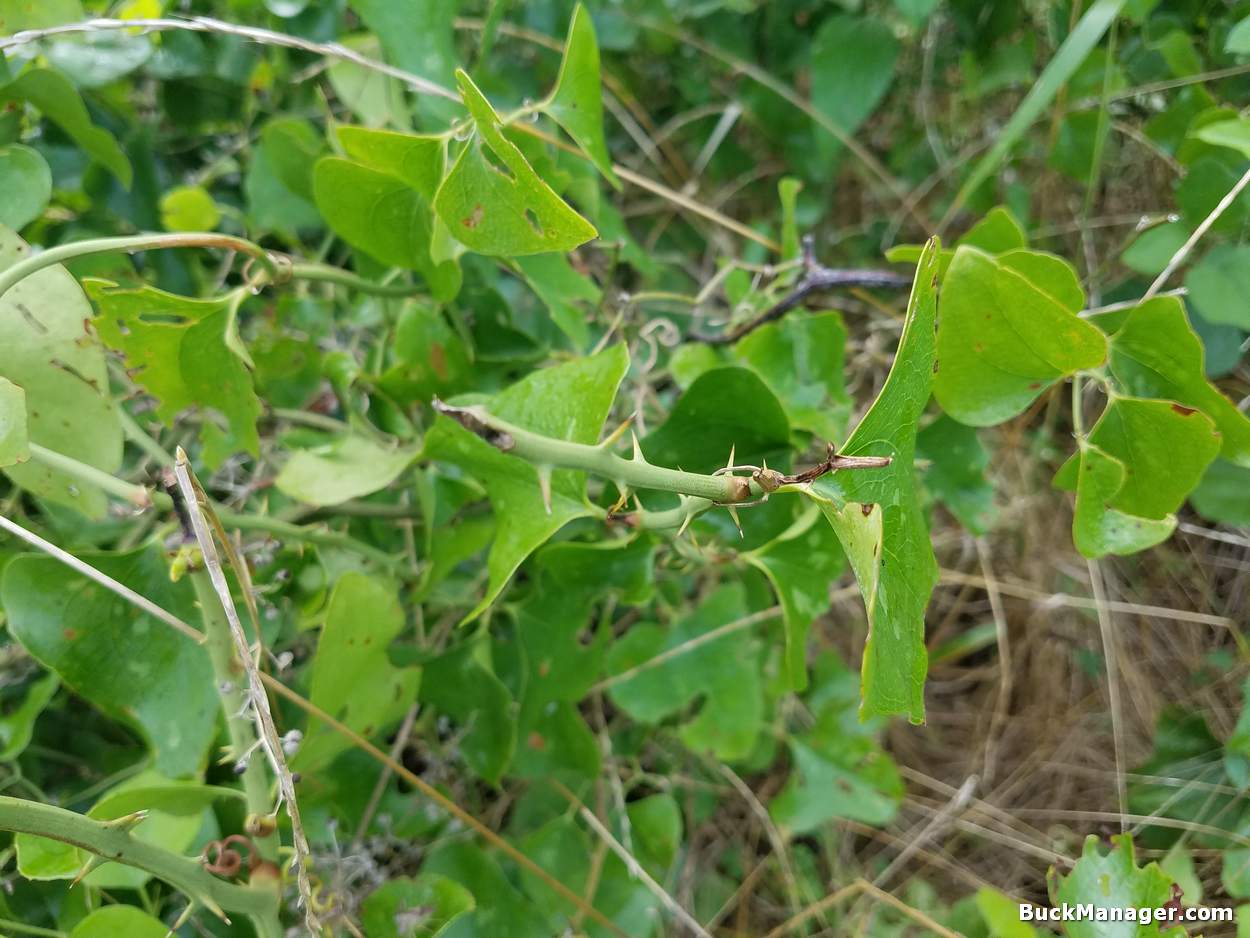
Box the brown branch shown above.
[692,235,914,345]
[752,442,892,492]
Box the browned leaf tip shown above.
[432,398,515,452]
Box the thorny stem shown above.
[431,400,891,527]
[25,443,403,569]
[2,515,630,938]
[189,571,279,862]
[0,796,281,937]
[692,235,913,344]
[173,450,319,933]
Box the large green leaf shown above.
[0,144,51,230]
[297,572,420,773]
[275,431,420,507]
[347,0,456,84]
[809,15,899,166]
[642,366,790,475]
[2,546,217,777]
[69,906,168,938]
[605,584,763,761]
[313,156,461,300]
[422,343,629,622]
[337,125,445,200]
[935,245,1106,426]
[515,253,601,351]
[419,639,516,785]
[542,3,618,185]
[1048,835,1186,938]
[434,70,597,256]
[87,280,260,466]
[0,68,131,187]
[0,228,122,517]
[916,415,997,535]
[805,238,941,723]
[732,311,850,441]
[507,538,654,779]
[1185,245,1250,329]
[744,506,844,692]
[1108,296,1250,465]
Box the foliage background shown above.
[0,0,1247,935]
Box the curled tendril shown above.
[635,316,680,373]
[241,251,293,290]
[201,834,260,878]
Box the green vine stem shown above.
[0,234,279,300]
[288,261,422,296]
[432,400,891,518]
[26,443,402,569]
[189,570,279,861]
[0,232,423,302]
[0,796,281,937]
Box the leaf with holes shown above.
[434,70,597,256]
[87,280,261,467]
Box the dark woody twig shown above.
[692,235,913,345]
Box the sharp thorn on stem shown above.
[536,465,553,515]
[599,412,635,449]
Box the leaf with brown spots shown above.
[934,245,1106,426]
[433,70,596,257]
